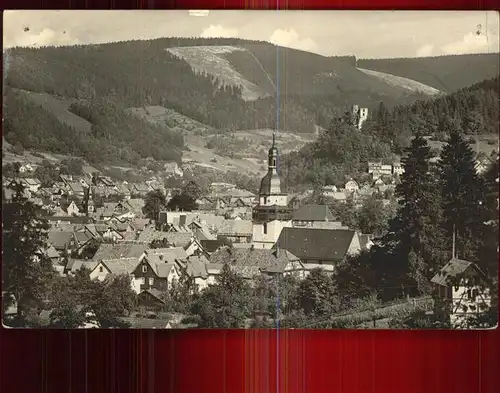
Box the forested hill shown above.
[3,37,498,168]
[281,76,499,190]
[358,53,500,93]
[4,37,436,135]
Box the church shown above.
[252,133,293,249]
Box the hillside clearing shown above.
[166,46,270,101]
[357,68,442,96]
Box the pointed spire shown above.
[272,131,276,148]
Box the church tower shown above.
[252,132,293,249]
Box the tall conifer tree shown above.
[382,135,447,294]
[438,131,484,261]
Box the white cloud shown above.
[5,27,80,48]
[441,32,490,55]
[269,28,317,52]
[416,44,434,57]
[200,24,239,38]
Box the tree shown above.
[143,190,166,221]
[12,143,25,156]
[59,158,84,175]
[34,160,60,187]
[166,193,197,212]
[2,162,22,178]
[2,182,55,322]
[438,131,485,261]
[356,195,394,236]
[48,270,136,328]
[297,268,339,318]
[182,180,203,201]
[381,135,447,295]
[190,264,251,328]
[477,158,499,279]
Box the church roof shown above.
[259,171,282,196]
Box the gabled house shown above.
[344,179,359,193]
[292,204,336,228]
[199,239,226,257]
[66,181,86,197]
[196,196,215,210]
[181,255,212,291]
[137,288,166,309]
[132,253,180,293]
[21,178,42,193]
[47,231,78,254]
[131,183,151,196]
[209,246,305,281]
[431,258,493,329]
[19,163,34,174]
[92,243,147,262]
[216,219,253,243]
[60,200,81,216]
[275,228,361,273]
[89,257,139,284]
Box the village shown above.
[2,131,496,329]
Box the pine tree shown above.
[382,135,447,294]
[438,131,484,261]
[2,182,55,321]
[477,157,499,279]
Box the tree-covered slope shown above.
[4,37,437,135]
[358,54,500,93]
[3,87,184,165]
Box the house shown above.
[196,196,214,210]
[47,231,78,254]
[275,228,361,273]
[96,176,115,188]
[92,243,147,262]
[44,245,62,265]
[431,258,493,329]
[216,219,253,243]
[209,246,305,280]
[344,179,359,193]
[199,239,226,256]
[21,178,42,193]
[19,162,34,173]
[292,205,336,228]
[90,257,139,283]
[322,185,338,198]
[131,183,151,196]
[132,253,181,293]
[60,200,81,216]
[392,162,404,175]
[182,255,212,291]
[164,161,184,177]
[137,289,166,309]
[66,181,86,197]
[189,220,216,241]
[287,196,301,210]
[124,199,146,218]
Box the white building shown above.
[252,133,293,249]
[431,258,493,329]
[352,105,369,130]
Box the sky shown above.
[3,10,499,58]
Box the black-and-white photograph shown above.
[2,10,498,329]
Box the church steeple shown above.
[268,132,278,171]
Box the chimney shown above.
[180,214,187,227]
